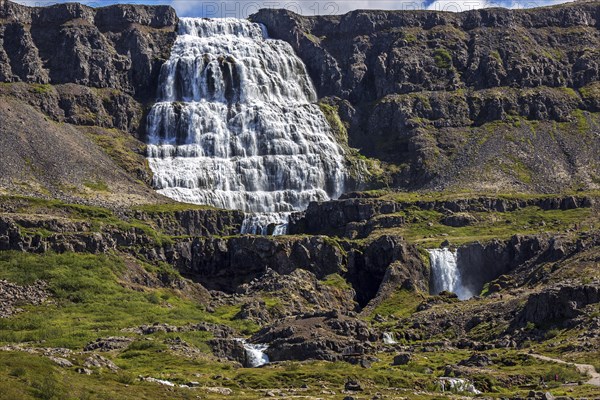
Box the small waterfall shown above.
[240,212,290,235]
[428,248,474,300]
[237,339,269,367]
[438,377,481,394]
[383,332,397,344]
[146,18,346,234]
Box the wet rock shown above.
[209,338,247,365]
[252,5,600,192]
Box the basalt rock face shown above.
[289,195,593,238]
[173,234,427,307]
[456,234,580,297]
[519,284,600,326]
[251,3,600,191]
[252,314,378,362]
[0,1,178,102]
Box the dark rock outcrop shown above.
[0,1,177,101]
[252,4,600,191]
[0,213,428,310]
[0,279,49,318]
[251,314,377,362]
[519,284,600,326]
[290,195,593,238]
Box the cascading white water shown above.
[146,18,346,233]
[428,248,474,300]
[237,339,269,367]
[438,378,481,394]
[382,332,397,344]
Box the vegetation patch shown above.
[433,48,452,69]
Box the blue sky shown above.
[15,0,575,17]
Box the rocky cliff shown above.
[251,3,600,192]
[0,0,178,205]
[0,0,177,102]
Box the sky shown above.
[15,0,576,17]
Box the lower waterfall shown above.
[145,18,346,233]
[237,339,269,367]
[428,248,474,300]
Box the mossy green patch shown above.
[83,180,109,192]
[433,48,452,69]
[0,252,252,349]
[370,289,424,320]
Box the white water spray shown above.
[237,339,269,367]
[428,248,474,300]
[438,377,481,394]
[146,18,346,233]
[383,332,397,344]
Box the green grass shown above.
[369,289,425,320]
[0,195,186,246]
[318,101,348,142]
[369,206,595,246]
[320,273,352,290]
[0,252,250,349]
[83,180,109,192]
[29,83,52,95]
[433,48,452,69]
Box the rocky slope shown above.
[252,2,600,191]
[0,0,177,205]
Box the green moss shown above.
[579,82,600,102]
[507,155,533,184]
[318,101,348,143]
[320,273,352,290]
[83,180,109,191]
[84,127,151,186]
[304,32,321,44]
[404,33,417,43]
[370,289,424,320]
[490,50,502,62]
[29,83,52,95]
[0,252,258,348]
[433,48,452,69]
[571,109,591,133]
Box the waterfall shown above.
[383,332,397,344]
[237,339,269,367]
[438,378,481,394]
[146,18,346,233]
[428,248,474,300]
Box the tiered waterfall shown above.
[146,18,346,233]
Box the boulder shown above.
[392,353,412,366]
